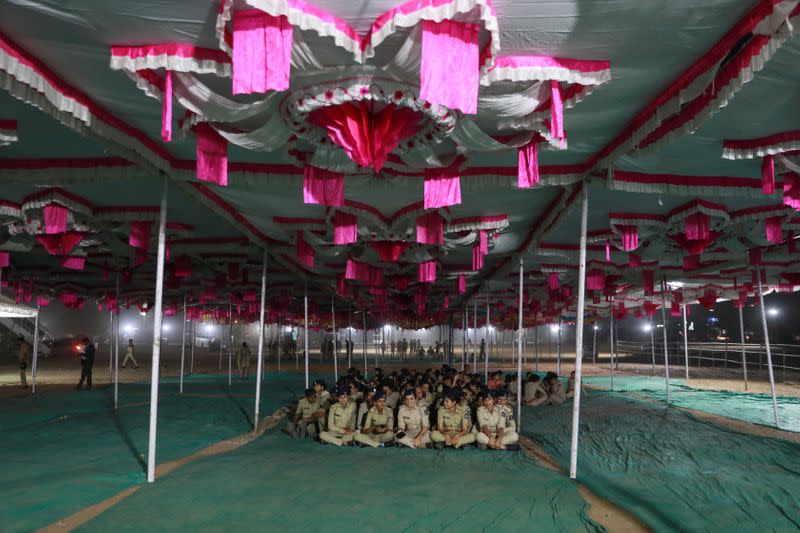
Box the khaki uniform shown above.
[317,389,331,408]
[384,391,400,409]
[18,342,30,387]
[524,381,547,406]
[548,381,566,405]
[500,404,516,432]
[236,346,251,378]
[122,345,138,368]
[476,406,518,447]
[285,396,324,437]
[356,402,372,430]
[395,404,431,448]
[354,406,395,448]
[319,401,357,446]
[431,406,476,448]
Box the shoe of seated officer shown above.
[504,444,521,452]
[433,441,445,450]
[477,443,488,451]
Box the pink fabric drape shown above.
[0,251,8,267]
[605,240,611,261]
[471,245,483,270]
[783,173,800,210]
[418,260,436,283]
[43,204,68,234]
[424,169,461,209]
[766,216,783,243]
[62,256,85,270]
[586,270,605,290]
[232,10,292,94]
[683,254,700,269]
[37,296,50,307]
[296,231,314,268]
[162,70,172,142]
[518,140,539,188]
[685,212,710,241]
[748,247,762,265]
[550,80,564,141]
[629,253,641,267]
[303,165,344,206]
[36,232,85,256]
[129,221,151,249]
[761,155,775,195]
[371,241,409,262]
[671,301,681,317]
[416,212,443,245]
[333,212,358,244]
[420,19,479,115]
[457,274,466,295]
[196,123,228,186]
[309,101,420,171]
[548,272,559,290]
[620,225,639,251]
[478,230,488,255]
[442,294,450,311]
[174,256,192,277]
[345,259,383,286]
[642,270,654,295]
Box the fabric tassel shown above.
[766,216,783,244]
[303,165,344,206]
[442,294,449,311]
[36,232,85,256]
[129,221,151,249]
[479,230,489,255]
[782,173,800,210]
[333,212,358,245]
[457,274,466,295]
[423,171,461,209]
[419,19,479,115]
[196,123,228,186]
[43,204,68,234]
[548,272,560,290]
[605,240,611,261]
[418,260,437,283]
[161,70,172,142]
[62,256,85,270]
[629,253,641,268]
[232,10,292,94]
[586,270,605,290]
[642,270,654,295]
[296,231,314,268]
[518,140,539,188]
[471,245,484,270]
[761,155,775,195]
[371,241,409,262]
[550,80,565,141]
[416,212,444,245]
[685,212,710,241]
[0,251,8,267]
[620,225,639,251]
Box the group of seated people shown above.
[283,366,581,451]
[522,370,584,406]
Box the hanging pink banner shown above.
[642,270,654,295]
[371,241,408,262]
[196,123,228,186]
[550,80,564,141]
[232,10,292,94]
[418,260,436,283]
[420,19,479,115]
[36,232,85,256]
[37,296,50,307]
[628,253,641,267]
[423,171,461,209]
[333,211,358,245]
[620,225,638,251]
[0,251,8,267]
[296,231,314,268]
[303,165,344,206]
[548,272,559,290]
[685,212,710,241]
[586,270,604,290]
[43,204,68,234]
[161,70,172,142]
[129,221,151,249]
[761,155,775,195]
[478,230,488,255]
[518,140,539,188]
[457,274,466,295]
[766,216,783,243]
[783,173,800,211]
[62,256,86,270]
[416,212,443,245]
[471,245,483,270]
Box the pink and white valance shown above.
[232,10,292,95]
[722,130,800,160]
[446,215,508,234]
[420,20,479,115]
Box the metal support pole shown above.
[682,304,690,380]
[609,304,615,390]
[348,305,352,369]
[109,311,113,382]
[592,325,597,365]
[254,247,267,431]
[473,299,477,370]
[304,284,309,388]
[146,174,168,483]
[650,316,656,374]
[461,307,466,371]
[738,305,748,391]
[362,312,367,378]
[228,300,233,386]
[556,315,562,375]
[179,294,186,394]
[189,320,195,374]
[660,281,671,404]
[114,276,120,407]
[331,298,338,382]
[31,303,40,393]
[535,326,540,372]
[516,258,524,433]
[569,186,588,479]
[484,293,490,381]
[756,272,780,427]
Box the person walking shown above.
[17,336,30,388]
[76,337,95,390]
[121,338,138,369]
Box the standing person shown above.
[395,389,431,449]
[76,337,95,390]
[236,342,251,380]
[354,392,395,448]
[319,385,357,446]
[121,339,138,369]
[479,338,486,360]
[431,389,475,449]
[17,336,30,388]
[380,339,386,358]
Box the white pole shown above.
[304,284,309,388]
[146,174,168,483]
[473,299,477,370]
[660,281,671,404]
[114,277,120,408]
[650,316,656,374]
[484,293,489,381]
[347,306,352,369]
[109,310,113,382]
[331,298,338,382]
[756,272,780,427]
[461,307,466,371]
[609,304,615,390]
[189,320,195,374]
[535,326,540,372]
[31,303,40,393]
[254,247,267,431]
[682,304,690,380]
[738,305,748,391]
[569,186,589,479]
[218,329,223,370]
[228,300,233,386]
[516,258,524,432]
[179,295,186,394]
[557,315,562,375]
[592,325,597,365]
[362,312,367,378]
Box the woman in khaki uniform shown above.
[395,389,431,448]
[354,392,395,448]
[319,386,357,446]
[431,389,476,449]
